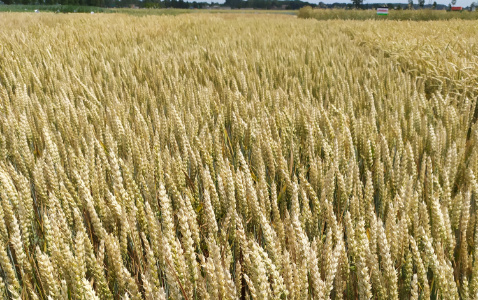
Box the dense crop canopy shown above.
[0,13,477,299]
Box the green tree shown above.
[352,0,362,8]
[225,0,242,8]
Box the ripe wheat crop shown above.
[0,13,478,299]
[298,7,478,21]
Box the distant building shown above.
[209,5,231,9]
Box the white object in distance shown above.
[377,7,388,15]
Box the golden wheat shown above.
[0,12,477,299]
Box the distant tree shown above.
[432,1,436,8]
[351,0,362,8]
[225,0,242,8]
[418,0,424,7]
[408,0,413,9]
[451,0,456,5]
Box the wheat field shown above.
[298,7,478,21]
[0,13,478,299]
